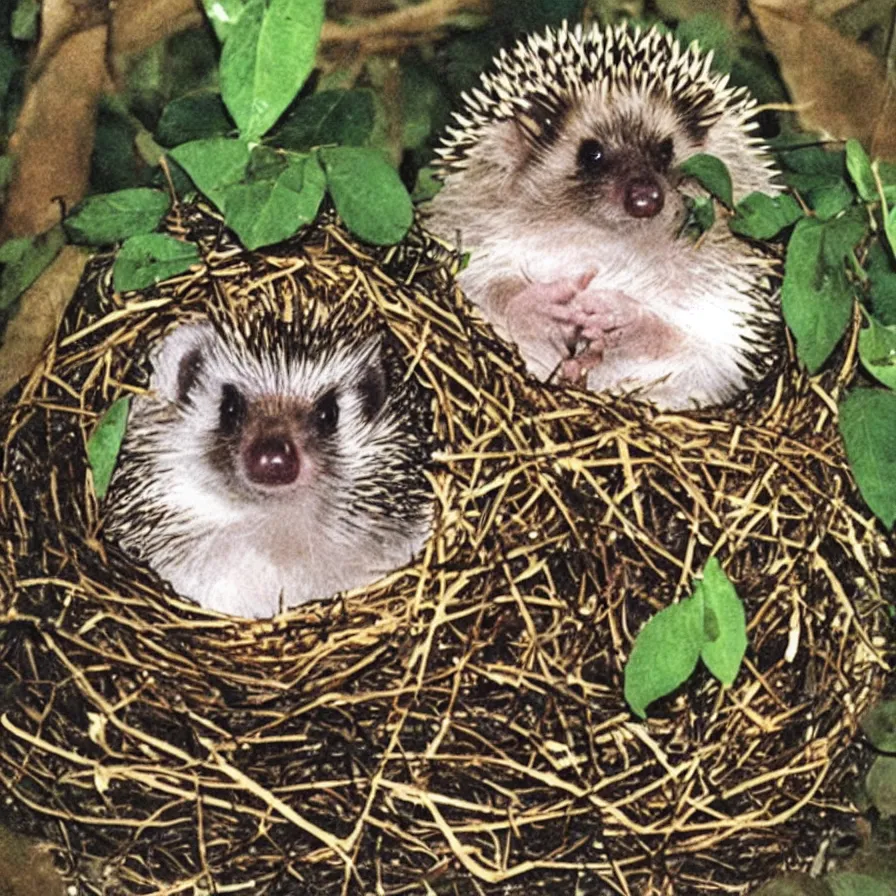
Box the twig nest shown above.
[1,206,892,895]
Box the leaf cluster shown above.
[624,558,747,718]
[685,139,896,532]
[62,0,413,292]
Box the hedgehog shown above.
[103,315,434,618]
[425,21,782,410]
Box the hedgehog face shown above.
[494,86,699,236]
[148,322,392,503]
[432,22,778,241]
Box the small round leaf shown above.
[319,146,413,245]
[65,189,171,246]
[112,234,201,292]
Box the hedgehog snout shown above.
[623,177,664,219]
[243,432,300,486]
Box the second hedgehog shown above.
[426,22,782,410]
[104,315,434,618]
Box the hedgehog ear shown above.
[477,119,533,175]
[149,322,215,405]
[481,98,567,174]
[516,96,567,148]
[354,334,389,421]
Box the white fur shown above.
[107,323,431,617]
[456,222,770,409]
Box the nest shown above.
[1,206,893,896]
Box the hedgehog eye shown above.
[176,348,204,404]
[219,384,246,436]
[313,389,340,436]
[656,137,674,171]
[576,139,606,177]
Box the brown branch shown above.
[321,0,490,45]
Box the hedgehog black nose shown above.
[245,435,299,486]
[624,178,664,218]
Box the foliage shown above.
[64,189,171,245]
[624,557,747,718]
[0,226,64,311]
[86,397,131,499]
[678,135,896,530]
[680,152,734,207]
[771,138,896,529]
[111,233,201,292]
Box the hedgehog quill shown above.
[426,22,782,410]
[104,318,433,618]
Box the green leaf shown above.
[750,875,833,896]
[623,595,705,719]
[156,91,232,147]
[87,397,130,500]
[838,388,896,529]
[219,152,326,249]
[823,206,869,260]
[695,558,747,687]
[319,146,413,245]
[781,217,857,373]
[64,189,171,246]
[827,873,895,896]
[858,315,896,389]
[169,137,252,206]
[729,191,803,239]
[170,139,327,250]
[219,0,324,140]
[867,238,896,325]
[0,226,65,311]
[846,139,877,202]
[860,701,896,752]
[777,142,846,177]
[687,195,715,236]
[807,179,854,221]
[11,0,39,40]
[865,755,896,819]
[112,234,200,292]
[275,89,375,151]
[680,153,734,208]
[785,171,842,194]
[200,0,246,42]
